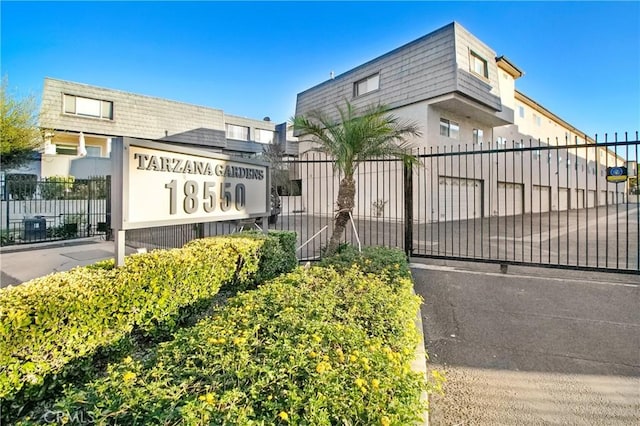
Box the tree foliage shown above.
[292,101,421,255]
[0,79,43,171]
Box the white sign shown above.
[112,138,270,230]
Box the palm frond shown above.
[291,100,421,177]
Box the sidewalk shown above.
[0,237,138,288]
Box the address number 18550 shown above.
[164,180,246,215]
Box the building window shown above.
[86,146,102,157]
[518,105,525,118]
[56,144,78,156]
[354,73,380,97]
[55,144,101,157]
[496,137,507,149]
[63,94,113,119]
[473,129,483,144]
[439,118,459,139]
[514,141,524,154]
[533,150,541,160]
[254,129,274,144]
[470,51,488,78]
[226,124,249,141]
[533,113,541,126]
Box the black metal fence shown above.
[409,136,638,273]
[106,135,639,274]
[0,176,110,245]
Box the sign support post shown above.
[115,230,126,267]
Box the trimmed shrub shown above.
[39,176,75,200]
[320,244,411,282]
[0,233,297,405]
[29,255,426,425]
[5,174,37,200]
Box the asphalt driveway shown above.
[412,260,640,425]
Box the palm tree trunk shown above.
[325,176,356,256]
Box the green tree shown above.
[292,101,420,256]
[0,79,43,171]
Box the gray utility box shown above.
[23,216,47,241]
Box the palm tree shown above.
[292,101,421,256]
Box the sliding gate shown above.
[408,137,639,274]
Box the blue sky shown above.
[2,1,639,138]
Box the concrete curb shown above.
[411,285,429,426]
[0,236,104,254]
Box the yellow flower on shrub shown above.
[371,378,380,389]
[233,337,247,346]
[198,393,215,404]
[381,416,391,426]
[278,411,289,421]
[122,371,136,383]
[354,378,366,388]
[316,361,331,374]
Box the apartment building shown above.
[294,22,628,220]
[32,78,293,178]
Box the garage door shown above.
[600,191,607,206]
[576,189,585,209]
[532,185,551,213]
[558,187,570,211]
[497,182,524,216]
[437,177,482,221]
[587,190,597,208]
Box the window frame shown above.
[440,118,459,139]
[63,94,113,120]
[254,128,275,144]
[54,143,102,157]
[533,113,542,127]
[469,50,489,79]
[225,124,250,141]
[473,128,484,145]
[353,73,380,97]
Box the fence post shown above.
[106,175,112,240]
[87,178,92,237]
[404,161,413,258]
[3,177,8,235]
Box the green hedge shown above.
[30,250,426,425]
[0,232,297,404]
